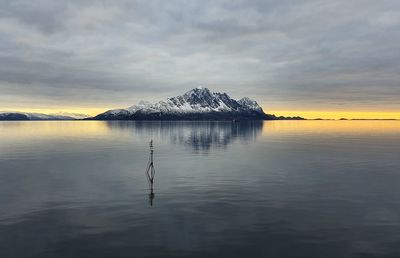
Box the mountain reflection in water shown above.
[106,121,263,152]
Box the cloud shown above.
[0,0,399,111]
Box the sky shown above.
[0,0,399,119]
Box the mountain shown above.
[91,87,304,121]
[48,112,91,119]
[0,112,86,120]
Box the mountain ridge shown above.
[91,87,304,121]
[0,112,89,120]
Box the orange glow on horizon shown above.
[1,106,400,120]
[268,110,400,120]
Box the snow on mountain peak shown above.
[238,97,262,111]
[127,100,152,112]
[95,87,265,119]
[184,87,212,98]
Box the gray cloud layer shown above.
[1,0,399,110]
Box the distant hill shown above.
[0,112,88,121]
[90,87,304,121]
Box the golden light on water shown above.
[263,120,400,135]
[1,121,399,141]
[0,121,112,139]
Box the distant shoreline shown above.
[312,118,399,121]
[1,118,399,122]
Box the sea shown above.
[1,120,400,258]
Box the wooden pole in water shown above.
[146,140,155,205]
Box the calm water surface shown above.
[1,121,400,258]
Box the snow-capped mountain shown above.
[0,112,84,120]
[92,87,276,120]
[49,112,91,119]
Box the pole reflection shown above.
[145,140,155,206]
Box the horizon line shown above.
[1,109,400,120]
